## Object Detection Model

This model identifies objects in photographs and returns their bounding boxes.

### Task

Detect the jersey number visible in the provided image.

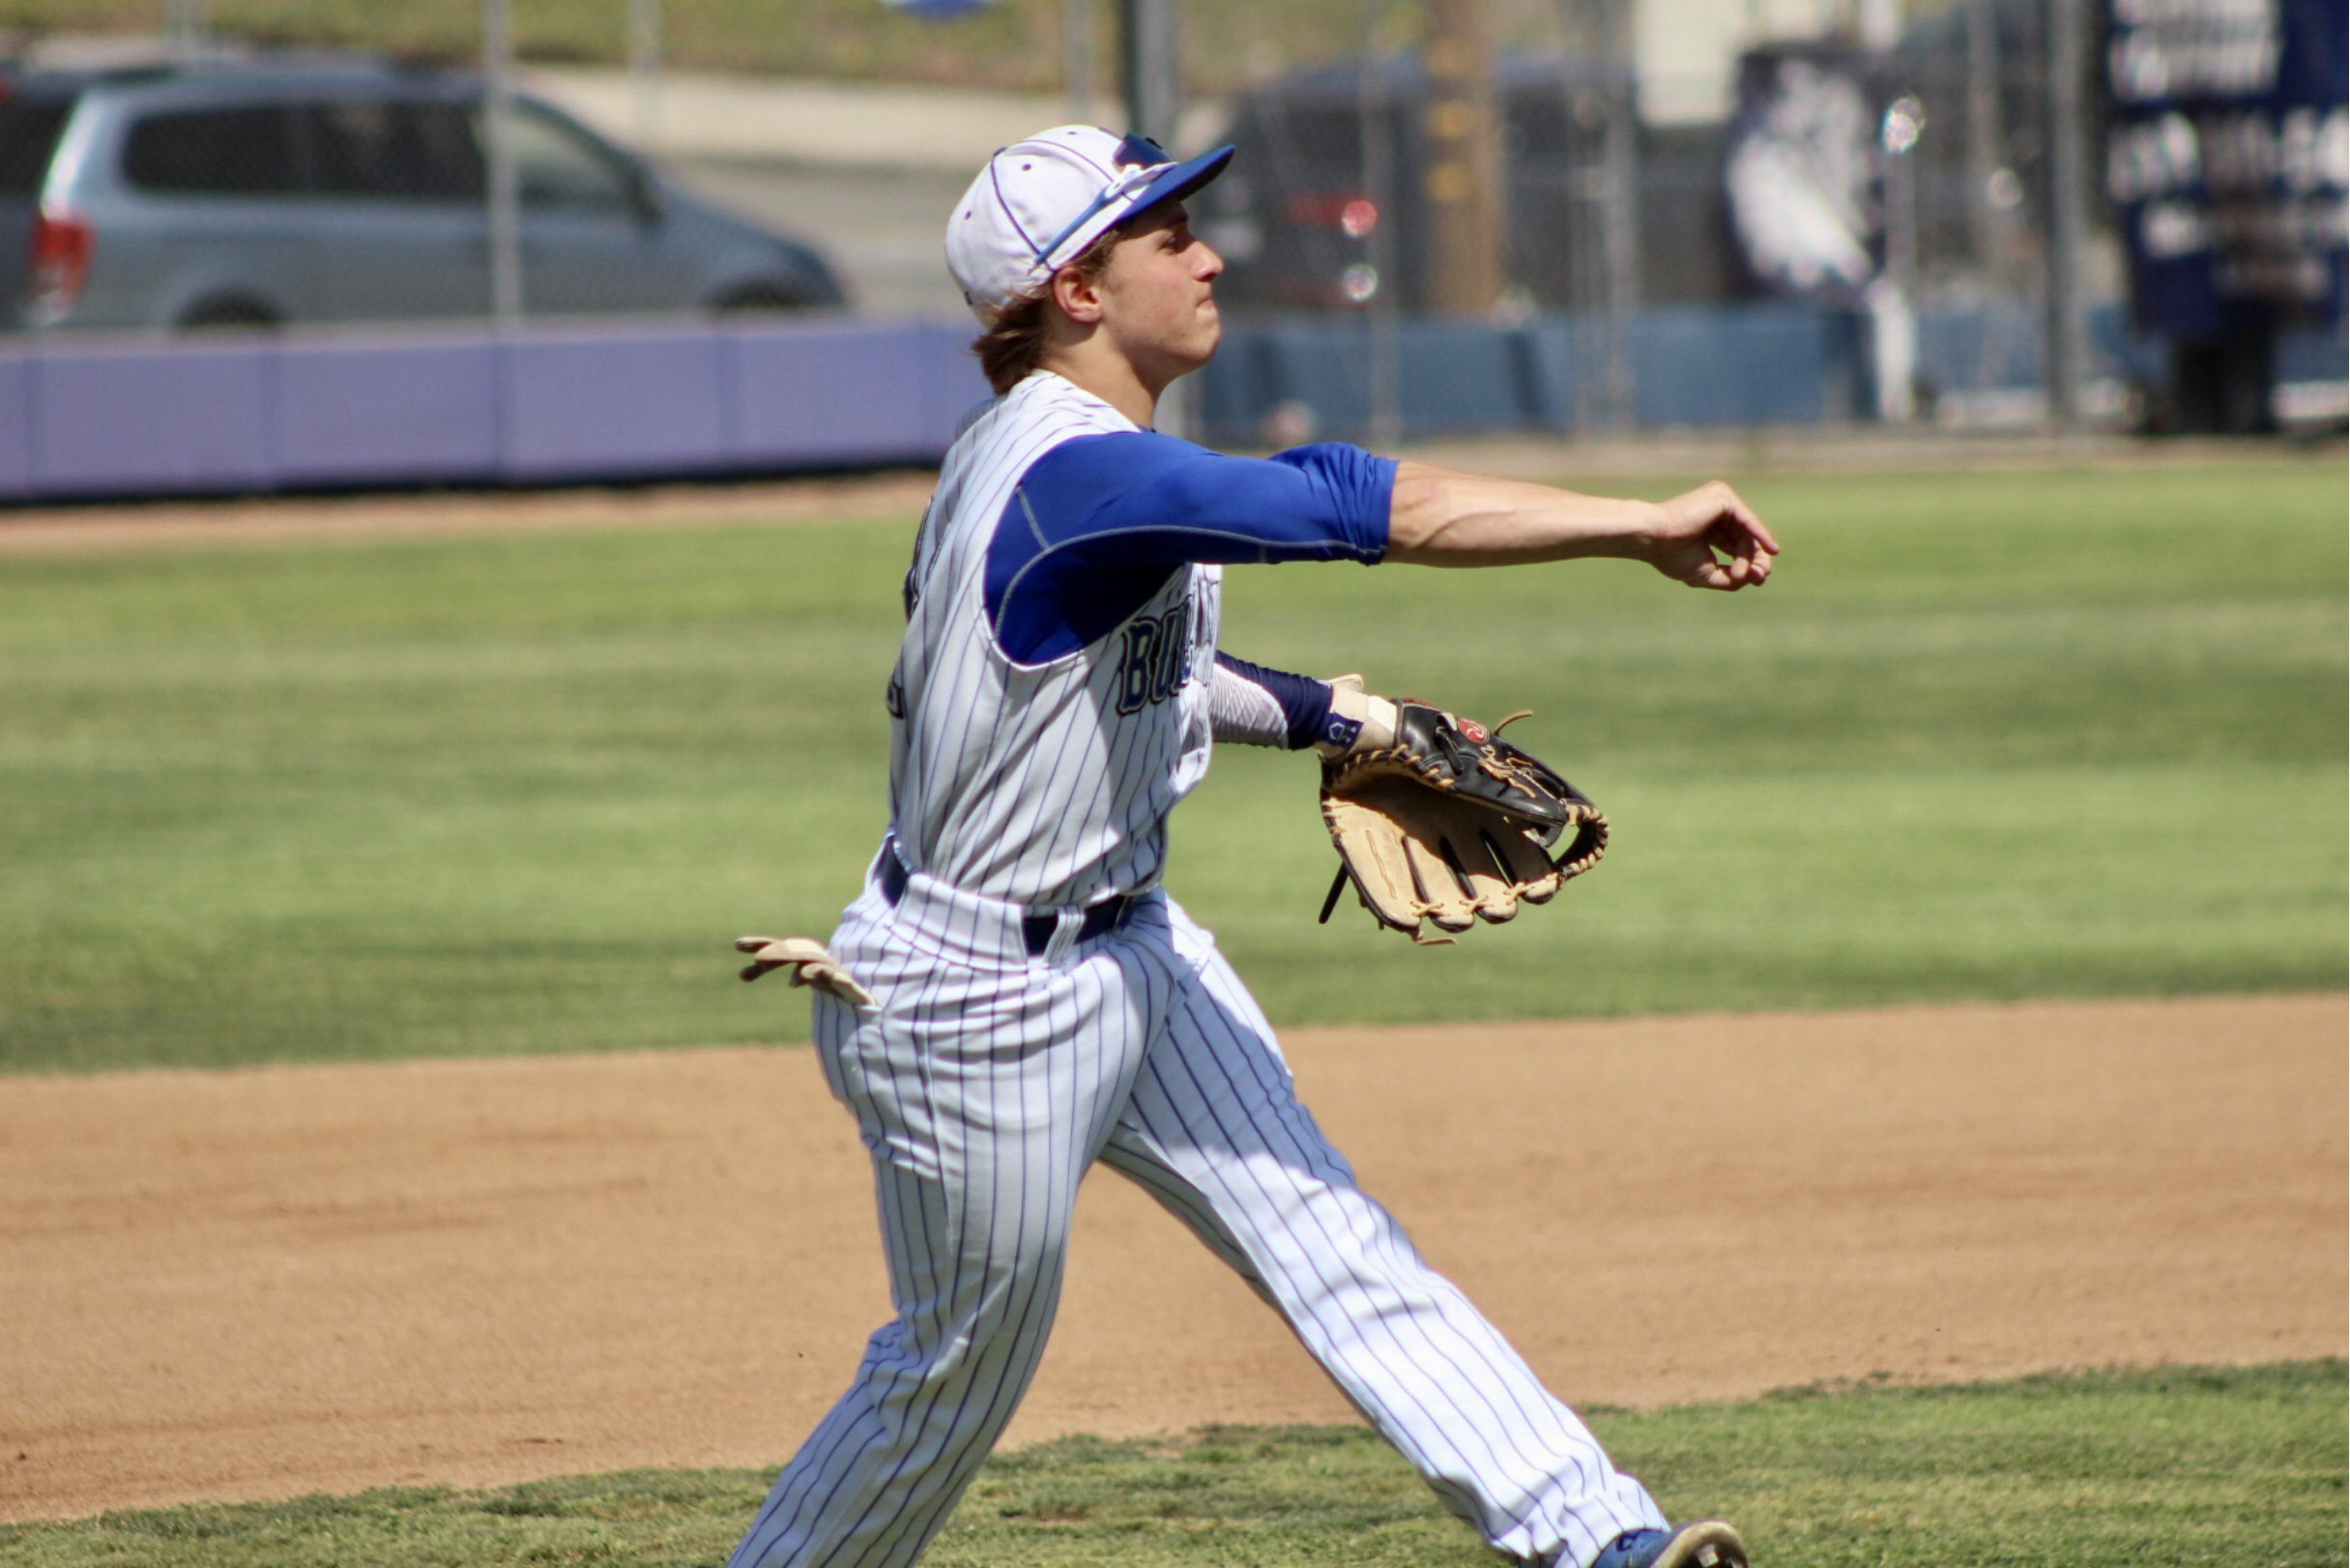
[1115,606,1191,715]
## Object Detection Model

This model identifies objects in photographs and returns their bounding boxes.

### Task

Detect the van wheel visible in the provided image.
[177,299,281,332]
[711,285,808,317]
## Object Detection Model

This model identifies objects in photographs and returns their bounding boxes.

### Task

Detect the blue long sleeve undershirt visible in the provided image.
[983,432,1394,675]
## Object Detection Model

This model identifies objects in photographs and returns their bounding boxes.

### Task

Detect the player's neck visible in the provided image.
[1037,344,1164,429]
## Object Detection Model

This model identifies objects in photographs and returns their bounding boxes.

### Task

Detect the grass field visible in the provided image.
[2,460,2342,1074]
[1,1362,2341,1567]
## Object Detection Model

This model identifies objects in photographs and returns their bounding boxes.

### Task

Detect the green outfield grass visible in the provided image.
[2,1362,2341,1566]
[1,460,2342,1073]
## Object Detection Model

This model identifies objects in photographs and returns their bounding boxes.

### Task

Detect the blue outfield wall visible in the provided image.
[2,304,2341,503]
[1195,303,1866,444]
[1199,303,2341,443]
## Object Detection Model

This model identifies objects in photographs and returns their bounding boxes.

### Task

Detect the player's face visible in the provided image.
[1093,201,1226,384]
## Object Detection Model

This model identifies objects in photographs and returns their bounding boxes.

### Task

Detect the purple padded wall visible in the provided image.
[499,328,732,482]
[0,319,985,502]
[27,343,275,496]
[729,320,986,465]
[276,336,501,486]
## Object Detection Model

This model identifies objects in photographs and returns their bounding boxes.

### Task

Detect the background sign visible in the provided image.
[2104,0,2348,337]
[1725,46,1886,305]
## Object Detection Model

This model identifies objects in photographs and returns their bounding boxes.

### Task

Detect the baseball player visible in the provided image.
[729,127,1777,1568]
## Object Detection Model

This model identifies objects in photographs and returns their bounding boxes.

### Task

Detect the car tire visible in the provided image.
[710,284,812,317]
[176,298,281,333]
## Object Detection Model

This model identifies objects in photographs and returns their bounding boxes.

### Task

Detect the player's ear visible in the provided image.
[1050,263,1107,326]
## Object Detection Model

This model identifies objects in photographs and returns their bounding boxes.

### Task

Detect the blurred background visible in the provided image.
[0,0,2342,498]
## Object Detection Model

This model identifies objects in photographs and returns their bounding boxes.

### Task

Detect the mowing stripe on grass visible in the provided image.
[2,463,2340,1070]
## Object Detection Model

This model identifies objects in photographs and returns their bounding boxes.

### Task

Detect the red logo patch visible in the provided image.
[1460,719,1489,743]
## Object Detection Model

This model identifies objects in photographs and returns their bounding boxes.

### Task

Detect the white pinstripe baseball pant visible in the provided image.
[727,857,1665,1568]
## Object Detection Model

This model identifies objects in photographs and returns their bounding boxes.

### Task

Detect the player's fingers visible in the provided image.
[1700,547,1772,591]
[1727,510,1779,559]
[1698,519,1772,586]
[1700,485,1779,559]
[1710,501,1775,554]
[1661,536,1761,591]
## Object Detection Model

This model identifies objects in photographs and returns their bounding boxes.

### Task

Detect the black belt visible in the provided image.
[880,844,1132,956]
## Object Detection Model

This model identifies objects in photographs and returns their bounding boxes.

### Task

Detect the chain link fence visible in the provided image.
[3,0,2340,434]
[1191,0,2128,435]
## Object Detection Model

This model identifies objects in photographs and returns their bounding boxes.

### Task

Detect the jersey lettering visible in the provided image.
[1116,604,1190,714]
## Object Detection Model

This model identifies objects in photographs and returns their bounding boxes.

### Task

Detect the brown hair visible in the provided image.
[971,228,1120,395]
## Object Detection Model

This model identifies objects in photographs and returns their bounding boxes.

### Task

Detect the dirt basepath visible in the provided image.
[4,995,2342,1524]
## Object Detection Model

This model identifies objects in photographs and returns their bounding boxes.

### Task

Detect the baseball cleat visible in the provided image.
[1589,1520,1750,1568]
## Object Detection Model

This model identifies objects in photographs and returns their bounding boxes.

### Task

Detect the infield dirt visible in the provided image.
[3,994,2342,1524]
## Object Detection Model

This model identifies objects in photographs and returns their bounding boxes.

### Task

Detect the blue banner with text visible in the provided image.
[2103,0,2347,337]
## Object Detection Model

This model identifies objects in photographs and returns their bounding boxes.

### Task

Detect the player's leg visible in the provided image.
[1096,904,1667,1568]
[728,910,1170,1568]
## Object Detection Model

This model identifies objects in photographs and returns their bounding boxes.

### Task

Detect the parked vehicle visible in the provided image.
[0,55,845,332]
[1198,53,1741,315]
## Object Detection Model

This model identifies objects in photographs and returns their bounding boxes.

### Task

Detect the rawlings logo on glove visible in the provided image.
[1317,681,1607,944]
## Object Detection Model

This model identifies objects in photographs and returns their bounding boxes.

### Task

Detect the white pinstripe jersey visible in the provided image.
[885,372,1220,909]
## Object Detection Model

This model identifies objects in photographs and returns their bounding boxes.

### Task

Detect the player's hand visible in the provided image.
[1642,481,1779,591]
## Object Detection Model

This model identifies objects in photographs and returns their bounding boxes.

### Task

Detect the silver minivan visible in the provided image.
[1,56,846,332]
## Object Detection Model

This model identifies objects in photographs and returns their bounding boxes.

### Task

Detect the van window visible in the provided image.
[123,105,299,195]
[300,100,482,202]
[501,105,633,213]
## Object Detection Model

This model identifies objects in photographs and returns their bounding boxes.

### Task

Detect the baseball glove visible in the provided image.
[1318,686,1607,944]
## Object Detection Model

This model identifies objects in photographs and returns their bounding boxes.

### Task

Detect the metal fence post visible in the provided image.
[1362,3,1403,449]
[630,0,664,151]
[1598,0,1639,434]
[483,0,524,328]
[166,0,204,61]
[1554,0,1623,434]
[1121,0,1194,434]
[1066,0,1095,119]
[1121,0,1178,142]
[2044,0,2088,430]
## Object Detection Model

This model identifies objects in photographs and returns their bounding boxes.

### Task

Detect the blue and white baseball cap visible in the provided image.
[946,126,1234,320]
